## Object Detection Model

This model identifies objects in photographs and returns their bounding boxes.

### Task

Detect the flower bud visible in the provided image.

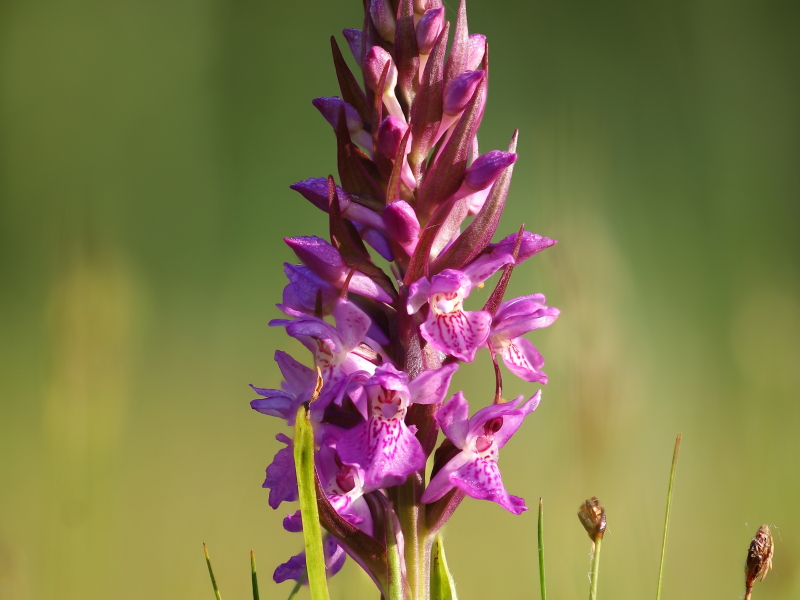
[443,70,485,116]
[464,150,517,191]
[377,116,409,159]
[312,97,373,149]
[383,200,420,254]
[466,34,487,71]
[577,496,606,542]
[364,46,398,95]
[370,0,396,43]
[284,236,346,282]
[416,7,444,55]
[745,525,774,594]
[343,28,366,67]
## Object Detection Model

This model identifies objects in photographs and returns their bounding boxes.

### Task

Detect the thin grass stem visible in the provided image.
[203,543,222,600]
[655,434,683,600]
[287,568,308,600]
[538,498,547,600]
[589,538,602,600]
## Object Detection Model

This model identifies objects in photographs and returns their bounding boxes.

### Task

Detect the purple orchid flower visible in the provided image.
[488,294,560,384]
[420,391,541,515]
[407,260,516,361]
[262,433,298,509]
[250,350,317,423]
[270,301,376,391]
[337,363,458,491]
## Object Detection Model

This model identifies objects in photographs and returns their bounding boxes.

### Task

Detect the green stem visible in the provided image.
[589,538,602,600]
[656,434,682,600]
[396,475,427,600]
[538,498,546,600]
[386,510,406,600]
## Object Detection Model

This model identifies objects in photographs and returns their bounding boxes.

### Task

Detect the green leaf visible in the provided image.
[294,402,331,600]
[430,534,458,600]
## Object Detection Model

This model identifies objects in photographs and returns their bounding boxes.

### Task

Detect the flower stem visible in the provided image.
[655,434,682,600]
[396,475,427,600]
[589,538,602,600]
[538,498,547,600]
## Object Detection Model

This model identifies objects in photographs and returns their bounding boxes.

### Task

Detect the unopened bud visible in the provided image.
[377,116,409,159]
[343,28,366,67]
[443,70,485,116]
[745,525,774,596]
[466,34,487,71]
[577,496,606,542]
[465,150,517,191]
[414,0,441,13]
[416,7,445,55]
[312,97,372,149]
[364,46,398,95]
[370,0,396,43]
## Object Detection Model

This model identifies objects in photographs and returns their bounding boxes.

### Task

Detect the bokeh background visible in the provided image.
[1,0,798,598]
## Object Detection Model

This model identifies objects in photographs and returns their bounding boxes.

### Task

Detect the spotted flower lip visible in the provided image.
[420,391,541,514]
[337,363,458,491]
[488,294,560,384]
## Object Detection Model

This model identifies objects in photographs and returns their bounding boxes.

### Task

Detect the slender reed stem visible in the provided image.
[203,543,222,600]
[589,538,602,600]
[250,550,260,600]
[655,434,682,600]
[744,587,753,600]
[287,569,308,600]
[538,498,547,600]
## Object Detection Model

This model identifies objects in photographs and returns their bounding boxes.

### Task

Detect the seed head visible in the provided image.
[577,496,606,542]
[745,525,774,591]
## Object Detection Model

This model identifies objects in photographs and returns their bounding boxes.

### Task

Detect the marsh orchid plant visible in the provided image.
[250,0,559,596]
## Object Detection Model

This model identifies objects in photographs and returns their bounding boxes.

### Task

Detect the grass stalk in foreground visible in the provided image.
[538,498,547,600]
[655,434,682,600]
[287,568,308,600]
[203,543,222,600]
[251,550,260,600]
[577,497,606,600]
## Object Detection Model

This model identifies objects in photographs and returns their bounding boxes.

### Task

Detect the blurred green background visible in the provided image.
[1,0,798,598]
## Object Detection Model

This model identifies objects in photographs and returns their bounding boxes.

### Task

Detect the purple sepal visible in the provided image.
[369,0,396,42]
[337,364,427,491]
[408,362,459,405]
[262,433,298,510]
[283,510,304,532]
[443,70,485,116]
[277,263,338,316]
[416,7,445,55]
[343,28,366,66]
[290,178,384,230]
[465,151,518,191]
[360,227,395,262]
[250,350,316,423]
[486,231,558,265]
[420,391,541,514]
[273,537,346,583]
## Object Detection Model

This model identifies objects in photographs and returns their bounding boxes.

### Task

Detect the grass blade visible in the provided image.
[538,498,547,600]
[589,538,602,600]
[430,534,457,600]
[294,401,331,600]
[656,434,683,600]
[203,543,222,600]
[287,568,308,600]
[250,550,260,600]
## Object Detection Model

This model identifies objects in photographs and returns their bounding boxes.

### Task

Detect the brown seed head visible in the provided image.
[745,525,774,589]
[577,496,607,542]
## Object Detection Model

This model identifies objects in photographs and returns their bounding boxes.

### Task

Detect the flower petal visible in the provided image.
[407,277,431,314]
[337,418,426,491]
[419,450,471,504]
[275,350,315,397]
[448,454,528,514]
[500,337,548,384]
[421,309,492,361]
[466,391,541,449]
[436,391,470,448]
[263,433,298,509]
[333,301,371,353]
[408,363,459,405]
[249,389,297,421]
